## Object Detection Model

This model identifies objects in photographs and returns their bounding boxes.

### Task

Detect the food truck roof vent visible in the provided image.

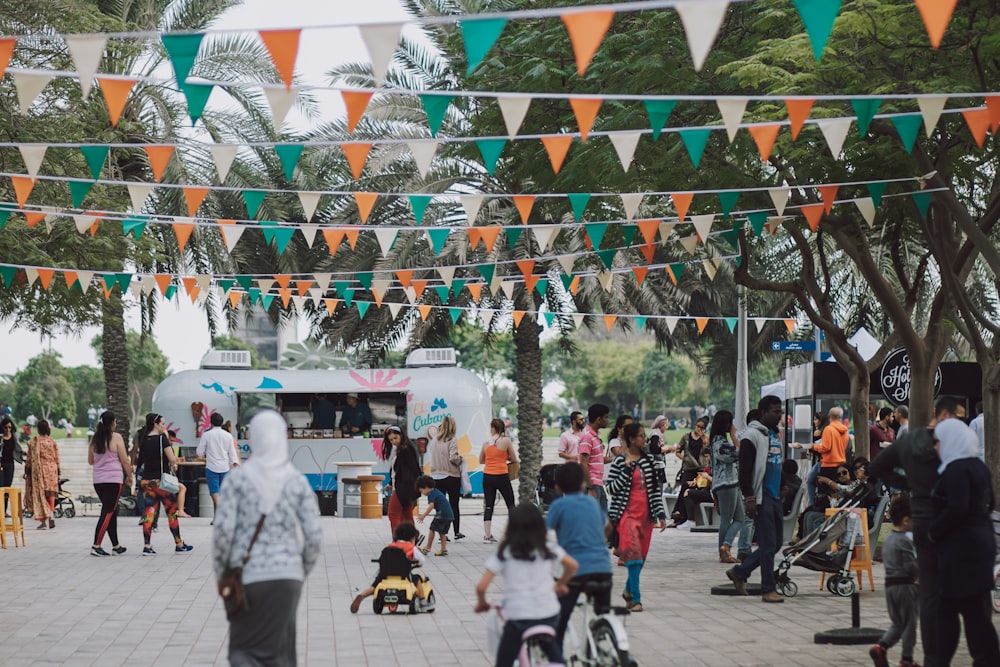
[405,347,457,368]
[200,349,253,369]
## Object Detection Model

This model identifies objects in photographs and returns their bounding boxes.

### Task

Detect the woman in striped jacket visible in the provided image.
[606,422,667,612]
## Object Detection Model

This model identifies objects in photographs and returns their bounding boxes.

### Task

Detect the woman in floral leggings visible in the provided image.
[135,413,192,555]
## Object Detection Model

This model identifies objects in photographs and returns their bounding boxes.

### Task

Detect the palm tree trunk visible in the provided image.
[102,294,131,440]
[513,317,542,505]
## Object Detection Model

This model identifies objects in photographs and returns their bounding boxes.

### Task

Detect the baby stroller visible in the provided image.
[536,463,562,512]
[774,483,875,598]
[23,478,76,519]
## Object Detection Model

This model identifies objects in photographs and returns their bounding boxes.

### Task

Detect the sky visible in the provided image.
[0,0,412,378]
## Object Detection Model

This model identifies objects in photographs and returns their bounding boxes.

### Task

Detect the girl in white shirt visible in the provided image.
[475,504,578,667]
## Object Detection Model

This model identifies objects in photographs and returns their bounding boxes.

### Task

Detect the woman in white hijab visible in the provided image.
[212,410,322,666]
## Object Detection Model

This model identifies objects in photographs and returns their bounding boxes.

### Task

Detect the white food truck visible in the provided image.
[151,348,492,500]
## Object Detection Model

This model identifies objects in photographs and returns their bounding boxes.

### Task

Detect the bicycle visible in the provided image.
[992,560,1000,614]
[486,605,564,667]
[563,580,633,667]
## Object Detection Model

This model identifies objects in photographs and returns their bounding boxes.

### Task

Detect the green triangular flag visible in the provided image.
[334,281,350,297]
[718,191,740,218]
[747,211,768,237]
[0,209,11,230]
[179,82,213,126]
[595,248,617,269]
[725,317,738,333]
[670,262,686,281]
[122,215,147,239]
[911,191,932,219]
[622,225,636,247]
[567,193,590,222]
[644,100,678,141]
[867,181,888,209]
[479,264,495,284]
[164,285,177,300]
[102,274,116,291]
[356,301,370,318]
[434,286,450,303]
[559,274,574,291]
[260,293,274,309]
[792,0,842,60]
[420,94,455,137]
[448,307,462,323]
[890,114,922,153]
[427,228,450,255]
[584,222,608,249]
[340,288,355,308]
[851,98,881,137]
[534,278,548,297]
[409,195,432,225]
[475,139,506,177]
[69,180,94,208]
[634,316,647,330]
[161,33,205,84]
[80,145,109,180]
[678,129,712,168]
[258,220,277,245]
[719,229,739,247]
[506,227,523,250]
[248,287,260,303]
[274,144,304,181]
[357,272,373,290]
[219,279,235,293]
[242,190,267,218]
[272,227,295,253]
[452,279,466,296]
[115,273,132,292]
[0,266,16,287]
[543,311,555,327]
[236,275,253,291]
[460,18,507,74]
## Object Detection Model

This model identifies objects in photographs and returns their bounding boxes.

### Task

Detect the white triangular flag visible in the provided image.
[388,302,403,318]
[437,266,455,289]
[702,260,717,280]
[297,191,322,221]
[768,188,789,216]
[716,98,748,143]
[407,141,438,179]
[314,273,332,293]
[308,287,323,305]
[372,279,391,301]
[572,313,586,329]
[817,118,852,158]
[461,195,484,225]
[220,224,245,251]
[257,279,274,294]
[917,96,947,138]
[532,226,558,252]
[299,224,318,248]
[73,214,97,234]
[359,23,403,86]
[196,275,211,292]
[128,280,143,299]
[557,254,576,276]
[664,317,679,334]
[497,96,531,138]
[500,280,516,300]
[489,276,502,295]
[659,222,676,243]
[290,296,306,312]
[620,193,644,221]
[65,35,106,99]
[139,275,155,295]
[18,144,46,179]
[690,214,714,242]
[263,85,298,131]
[609,132,641,171]
[23,268,38,286]
[374,228,397,257]
[404,286,417,304]
[678,235,699,255]
[597,270,614,292]
[766,216,784,234]
[75,270,94,293]
[209,144,238,183]
[753,317,767,333]
[675,1,729,71]
[127,183,154,212]
[854,197,876,226]
[14,72,53,113]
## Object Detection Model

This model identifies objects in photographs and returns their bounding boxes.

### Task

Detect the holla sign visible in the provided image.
[878,348,942,406]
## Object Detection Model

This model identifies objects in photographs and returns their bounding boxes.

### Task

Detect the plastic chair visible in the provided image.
[0,487,25,547]
[782,486,807,543]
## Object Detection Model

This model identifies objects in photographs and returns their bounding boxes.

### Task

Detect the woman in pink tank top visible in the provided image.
[88,411,134,556]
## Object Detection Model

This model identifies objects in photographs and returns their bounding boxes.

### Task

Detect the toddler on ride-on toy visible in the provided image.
[350,522,436,614]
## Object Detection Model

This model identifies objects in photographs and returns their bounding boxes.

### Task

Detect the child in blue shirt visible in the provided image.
[417,475,454,556]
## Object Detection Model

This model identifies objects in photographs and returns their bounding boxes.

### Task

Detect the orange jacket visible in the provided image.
[812,421,849,467]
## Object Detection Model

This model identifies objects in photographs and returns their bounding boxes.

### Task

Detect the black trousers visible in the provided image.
[435,475,462,534]
[913,521,940,667]
[482,473,515,521]
[555,572,612,642]
[938,591,1000,666]
[93,482,122,547]
[1,463,14,511]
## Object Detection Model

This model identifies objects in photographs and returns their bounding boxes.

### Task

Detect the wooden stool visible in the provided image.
[0,487,25,547]
[819,507,874,591]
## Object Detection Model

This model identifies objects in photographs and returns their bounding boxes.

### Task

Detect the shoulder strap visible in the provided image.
[242,515,267,566]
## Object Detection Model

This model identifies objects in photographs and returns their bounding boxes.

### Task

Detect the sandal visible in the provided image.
[435,549,448,556]
[419,547,430,555]
[622,591,632,605]
[629,602,644,612]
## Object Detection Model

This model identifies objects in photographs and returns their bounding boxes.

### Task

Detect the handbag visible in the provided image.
[507,461,520,481]
[157,435,181,494]
[11,440,23,464]
[607,517,620,549]
[219,515,267,620]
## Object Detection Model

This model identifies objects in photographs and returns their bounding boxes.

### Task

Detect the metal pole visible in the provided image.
[735,285,749,430]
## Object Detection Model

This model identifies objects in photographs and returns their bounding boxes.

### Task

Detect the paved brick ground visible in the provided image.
[0,499,993,666]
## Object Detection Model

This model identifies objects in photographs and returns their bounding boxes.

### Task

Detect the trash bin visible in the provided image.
[198,480,213,519]
[358,475,383,520]
[316,491,337,516]
[340,478,361,518]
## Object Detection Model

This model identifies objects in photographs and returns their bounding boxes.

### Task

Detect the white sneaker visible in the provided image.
[677,520,695,531]
[665,519,677,528]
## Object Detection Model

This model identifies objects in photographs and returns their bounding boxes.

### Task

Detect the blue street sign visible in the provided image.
[770,340,817,352]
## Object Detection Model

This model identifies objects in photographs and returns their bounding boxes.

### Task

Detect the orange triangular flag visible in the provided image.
[666,265,678,285]
[181,275,198,297]
[63,270,78,288]
[467,283,483,303]
[561,10,615,76]
[278,287,292,308]
[418,304,432,321]
[11,175,35,207]
[182,186,210,216]
[480,226,502,252]
[540,136,573,174]
[962,109,991,149]
[695,317,709,334]
[817,185,838,214]
[154,274,172,295]
[516,259,536,281]
[569,276,580,296]
[524,274,540,293]
[90,220,100,236]
[569,98,601,141]
[342,91,373,133]
[785,99,814,140]
[273,274,292,289]
[353,192,377,223]
[466,227,482,250]
[801,203,824,231]
[24,211,45,228]
[748,124,781,162]
[295,279,313,297]
[985,96,1000,133]
[97,77,136,127]
[36,268,55,290]
[323,298,339,316]
[513,195,535,224]
[395,270,413,289]
[512,310,527,328]
[411,280,428,301]
[322,229,345,256]
[172,222,195,251]
[344,229,360,250]
[603,314,617,331]
[914,0,958,49]
[636,219,659,244]
[671,192,694,222]
[101,282,112,300]
[0,38,15,80]
[144,145,175,182]
[632,266,648,286]
[371,287,384,308]
[228,291,242,309]
[784,319,796,334]
[342,143,372,180]
[259,29,301,89]
[638,243,656,265]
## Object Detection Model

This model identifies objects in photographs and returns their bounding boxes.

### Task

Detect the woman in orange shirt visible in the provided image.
[479,418,519,543]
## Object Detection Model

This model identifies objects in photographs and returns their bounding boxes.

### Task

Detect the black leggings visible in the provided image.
[482,473,515,521]
[435,475,462,534]
[93,482,122,547]
[1,463,13,511]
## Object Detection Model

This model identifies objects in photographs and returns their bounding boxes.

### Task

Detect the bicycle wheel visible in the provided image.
[992,565,1000,613]
[585,618,630,667]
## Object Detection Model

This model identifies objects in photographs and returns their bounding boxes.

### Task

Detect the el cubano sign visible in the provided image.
[879,348,942,406]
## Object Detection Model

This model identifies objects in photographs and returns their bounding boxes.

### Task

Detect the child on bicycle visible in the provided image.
[546,461,613,642]
[350,522,427,613]
[416,475,454,556]
[475,503,578,667]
